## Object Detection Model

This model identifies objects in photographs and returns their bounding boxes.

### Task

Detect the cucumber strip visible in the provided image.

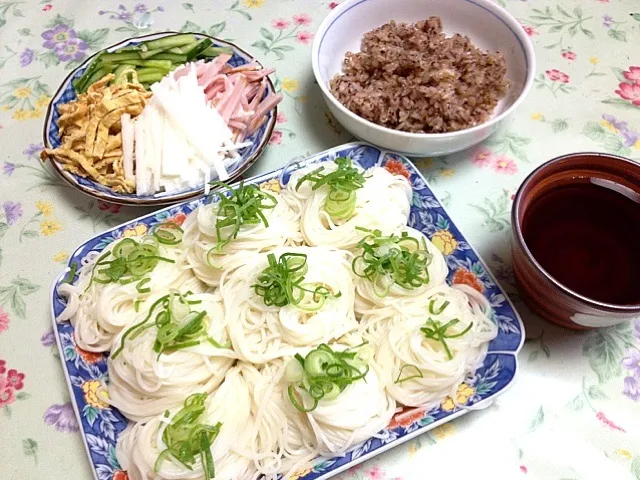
[137,71,165,84]
[199,46,234,57]
[167,47,185,54]
[185,38,213,61]
[112,64,132,83]
[138,48,164,59]
[141,34,197,51]
[100,51,142,62]
[116,59,173,69]
[85,68,110,88]
[136,67,169,76]
[74,52,104,93]
[149,53,188,63]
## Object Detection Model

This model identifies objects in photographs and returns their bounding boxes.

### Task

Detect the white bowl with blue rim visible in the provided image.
[43,31,277,206]
[311,0,535,157]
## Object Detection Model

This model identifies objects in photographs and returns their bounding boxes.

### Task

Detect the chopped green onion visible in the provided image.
[209,181,277,251]
[286,343,369,412]
[295,157,367,221]
[154,393,221,480]
[352,228,433,297]
[394,364,424,384]
[420,317,473,360]
[136,277,151,294]
[87,235,175,290]
[252,253,339,308]
[153,222,184,245]
[62,262,78,284]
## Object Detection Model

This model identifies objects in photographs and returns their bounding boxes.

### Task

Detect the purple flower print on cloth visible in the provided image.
[42,25,77,50]
[41,330,55,347]
[43,403,79,432]
[623,376,640,402]
[134,3,147,13]
[23,143,44,157]
[2,162,15,176]
[622,350,640,378]
[602,15,613,28]
[3,202,23,225]
[601,114,640,147]
[54,38,88,62]
[20,48,35,67]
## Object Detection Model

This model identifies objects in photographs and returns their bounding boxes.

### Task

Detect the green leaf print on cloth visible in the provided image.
[22,438,38,465]
[526,5,594,39]
[582,323,635,384]
[0,277,40,319]
[469,189,511,232]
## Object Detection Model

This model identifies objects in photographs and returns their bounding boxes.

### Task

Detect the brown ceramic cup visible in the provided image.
[511,152,640,330]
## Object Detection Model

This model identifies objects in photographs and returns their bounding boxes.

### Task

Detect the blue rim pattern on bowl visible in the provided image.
[50,142,524,480]
[43,31,276,206]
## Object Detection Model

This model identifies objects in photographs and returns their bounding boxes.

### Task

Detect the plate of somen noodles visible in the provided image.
[51,142,523,480]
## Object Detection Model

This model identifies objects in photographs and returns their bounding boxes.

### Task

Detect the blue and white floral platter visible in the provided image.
[43,31,277,207]
[50,142,524,480]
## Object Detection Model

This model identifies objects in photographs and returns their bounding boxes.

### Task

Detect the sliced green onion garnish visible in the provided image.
[153,222,184,245]
[63,262,78,284]
[252,253,339,308]
[136,277,151,293]
[155,393,221,480]
[87,235,174,289]
[285,343,369,412]
[420,317,473,360]
[352,228,433,297]
[295,157,367,221]
[209,181,277,251]
[394,364,424,384]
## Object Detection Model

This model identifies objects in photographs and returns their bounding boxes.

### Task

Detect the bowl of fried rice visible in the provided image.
[312,0,535,156]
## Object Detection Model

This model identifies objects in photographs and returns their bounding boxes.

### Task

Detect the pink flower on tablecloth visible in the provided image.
[296,31,314,44]
[562,51,576,61]
[615,82,640,106]
[521,24,537,36]
[329,2,340,9]
[520,465,528,473]
[545,69,570,83]
[97,200,121,214]
[276,112,287,124]
[0,308,9,334]
[596,411,626,432]
[366,466,384,480]
[269,130,283,144]
[622,66,640,83]
[6,369,25,390]
[472,147,494,167]
[492,156,519,175]
[272,18,291,30]
[0,378,16,408]
[42,3,52,11]
[0,359,6,374]
[44,402,79,432]
[292,13,312,26]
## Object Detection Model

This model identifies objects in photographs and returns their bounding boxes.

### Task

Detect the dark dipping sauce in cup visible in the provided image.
[522,180,640,305]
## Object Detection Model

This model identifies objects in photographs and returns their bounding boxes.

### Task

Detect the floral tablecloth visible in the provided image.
[1,1,639,479]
